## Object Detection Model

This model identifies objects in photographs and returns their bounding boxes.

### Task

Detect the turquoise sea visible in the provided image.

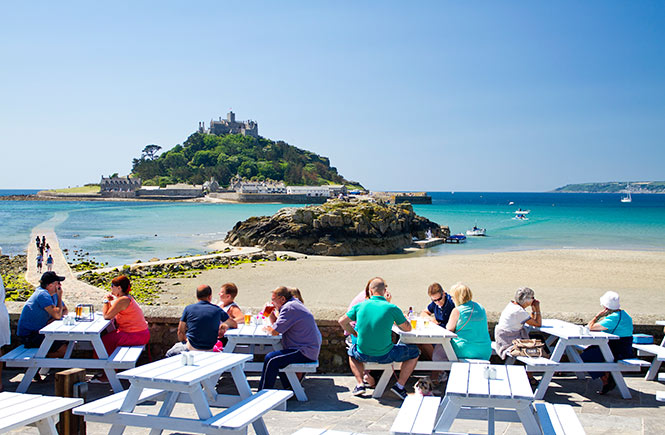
[2,190,665,266]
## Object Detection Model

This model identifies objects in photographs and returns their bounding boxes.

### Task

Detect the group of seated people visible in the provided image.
[339,277,634,399]
[15,271,634,398]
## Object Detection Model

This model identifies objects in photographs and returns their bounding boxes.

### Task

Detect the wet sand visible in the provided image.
[154,248,665,322]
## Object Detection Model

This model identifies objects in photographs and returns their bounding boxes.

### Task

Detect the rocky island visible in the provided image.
[224,200,449,256]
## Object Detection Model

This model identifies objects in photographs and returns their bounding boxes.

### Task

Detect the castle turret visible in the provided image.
[227,111,236,123]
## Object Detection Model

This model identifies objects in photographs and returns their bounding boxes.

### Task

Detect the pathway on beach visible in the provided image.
[75,246,264,276]
[26,214,106,302]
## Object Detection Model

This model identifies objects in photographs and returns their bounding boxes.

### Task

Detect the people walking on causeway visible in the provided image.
[46,255,54,272]
[36,254,43,273]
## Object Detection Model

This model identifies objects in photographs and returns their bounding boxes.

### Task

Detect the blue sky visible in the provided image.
[1,1,664,191]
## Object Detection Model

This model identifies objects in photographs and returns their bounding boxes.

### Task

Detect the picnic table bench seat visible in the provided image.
[280,361,318,401]
[633,343,665,381]
[0,392,83,435]
[1,344,143,370]
[657,391,665,402]
[390,395,441,435]
[77,388,292,434]
[534,403,585,435]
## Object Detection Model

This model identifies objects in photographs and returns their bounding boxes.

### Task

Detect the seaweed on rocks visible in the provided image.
[0,254,35,301]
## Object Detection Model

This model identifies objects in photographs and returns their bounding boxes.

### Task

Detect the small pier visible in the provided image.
[413,237,445,248]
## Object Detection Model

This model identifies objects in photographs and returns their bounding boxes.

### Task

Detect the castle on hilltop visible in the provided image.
[198,111,258,137]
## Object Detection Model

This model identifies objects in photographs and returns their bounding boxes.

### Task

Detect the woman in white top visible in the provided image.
[0,276,11,392]
[494,287,542,360]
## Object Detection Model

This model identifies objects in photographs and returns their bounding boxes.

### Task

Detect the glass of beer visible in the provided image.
[423,318,430,328]
[410,317,417,329]
[244,311,252,325]
[263,303,275,317]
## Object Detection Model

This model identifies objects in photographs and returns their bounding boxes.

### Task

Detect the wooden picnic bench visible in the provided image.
[74,352,292,435]
[632,320,665,381]
[390,364,585,434]
[521,318,647,399]
[0,313,143,393]
[0,391,83,435]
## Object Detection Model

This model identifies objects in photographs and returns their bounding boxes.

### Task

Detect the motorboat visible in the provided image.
[513,208,530,215]
[445,234,467,243]
[466,226,486,236]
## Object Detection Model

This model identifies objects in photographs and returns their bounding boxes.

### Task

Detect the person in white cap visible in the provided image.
[580,291,634,395]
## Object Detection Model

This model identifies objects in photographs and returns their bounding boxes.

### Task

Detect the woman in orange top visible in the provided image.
[101,275,150,356]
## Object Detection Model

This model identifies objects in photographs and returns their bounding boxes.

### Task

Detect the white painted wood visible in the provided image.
[466,363,489,398]
[208,389,292,430]
[280,362,318,401]
[445,363,470,397]
[656,391,665,402]
[74,388,165,416]
[517,356,559,367]
[293,429,366,435]
[506,365,534,400]
[488,365,511,399]
[0,392,82,433]
[390,395,441,435]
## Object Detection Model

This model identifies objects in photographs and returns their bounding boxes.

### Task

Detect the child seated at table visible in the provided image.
[218,282,244,326]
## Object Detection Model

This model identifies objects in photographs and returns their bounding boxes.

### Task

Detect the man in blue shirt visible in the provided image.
[17,271,68,358]
[418,282,454,379]
[166,284,237,356]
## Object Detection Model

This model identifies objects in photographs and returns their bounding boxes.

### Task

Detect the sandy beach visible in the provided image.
[153,247,665,323]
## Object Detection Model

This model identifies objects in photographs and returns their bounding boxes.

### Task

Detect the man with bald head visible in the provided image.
[339,277,420,399]
[166,284,237,357]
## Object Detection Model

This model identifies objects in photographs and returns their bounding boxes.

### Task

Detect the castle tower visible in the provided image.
[227,111,236,123]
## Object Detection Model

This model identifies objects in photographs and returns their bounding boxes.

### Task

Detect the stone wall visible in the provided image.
[209,192,327,204]
[5,307,664,372]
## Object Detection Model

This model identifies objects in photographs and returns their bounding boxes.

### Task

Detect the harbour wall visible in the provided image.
[209,192,327,204]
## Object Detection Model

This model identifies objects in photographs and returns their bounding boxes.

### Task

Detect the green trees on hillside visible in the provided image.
[131,132,359,188]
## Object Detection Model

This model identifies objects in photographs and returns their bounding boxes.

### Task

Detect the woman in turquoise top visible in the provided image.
[581,291,634,395]
[446,283,492,360]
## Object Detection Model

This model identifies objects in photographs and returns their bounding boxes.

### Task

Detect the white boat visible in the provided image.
[466,226,486,236]
[621,191,632,203]
[513,209,530,215]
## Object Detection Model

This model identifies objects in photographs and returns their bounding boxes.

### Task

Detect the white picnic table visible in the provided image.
[74,351,292,435]
[223,324,283,372]
[526,318,639,399]
[1,313,139,393]
[390,362,586,435]
[0,391,83,435]
[368,323,458,398]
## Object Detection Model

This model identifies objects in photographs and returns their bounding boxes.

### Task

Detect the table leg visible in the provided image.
[371,368,393,398]
[188,386,213,420]
[252,418,270,435]
[565,347,586,380]
[515,404,541,435]
[223,338,237,353]
[147,391,180,435]
[109,385,142,435]
[532,340,567,400]
[34,415,58,435]
[230,365,253,399]
[16,367,39,393]
[441,339,458,362]
[598,343,631,399]
[64,342,75,359]
[104,368,124,393]
[434,396,462,433]
[487,407,495,435]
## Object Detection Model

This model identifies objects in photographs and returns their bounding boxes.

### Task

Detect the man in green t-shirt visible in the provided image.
[339,277,420,399]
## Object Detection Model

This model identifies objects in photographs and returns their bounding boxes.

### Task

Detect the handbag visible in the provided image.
[509,338,548,358]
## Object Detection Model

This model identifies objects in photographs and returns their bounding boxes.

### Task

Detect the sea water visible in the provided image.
[1,190,665,267]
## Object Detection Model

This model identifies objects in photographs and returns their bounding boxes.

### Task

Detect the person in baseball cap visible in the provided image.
[17,271,68,359]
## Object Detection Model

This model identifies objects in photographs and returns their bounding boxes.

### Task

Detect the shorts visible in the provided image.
[20,332,66,353]
[348,343,420,364]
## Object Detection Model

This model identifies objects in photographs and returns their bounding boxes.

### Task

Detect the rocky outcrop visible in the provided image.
[225,200,449,256]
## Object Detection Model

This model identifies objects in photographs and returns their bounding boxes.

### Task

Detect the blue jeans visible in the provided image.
[258,348,315,390]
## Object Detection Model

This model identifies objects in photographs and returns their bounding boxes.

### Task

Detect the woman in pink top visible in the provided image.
[101,275,150,356]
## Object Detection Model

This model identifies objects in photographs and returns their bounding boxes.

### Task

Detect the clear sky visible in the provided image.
[1,1,664,191]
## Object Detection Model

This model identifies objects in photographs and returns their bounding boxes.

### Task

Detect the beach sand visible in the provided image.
[154,248,665,323]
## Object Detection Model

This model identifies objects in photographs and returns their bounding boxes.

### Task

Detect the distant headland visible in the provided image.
[553,181,665,194]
